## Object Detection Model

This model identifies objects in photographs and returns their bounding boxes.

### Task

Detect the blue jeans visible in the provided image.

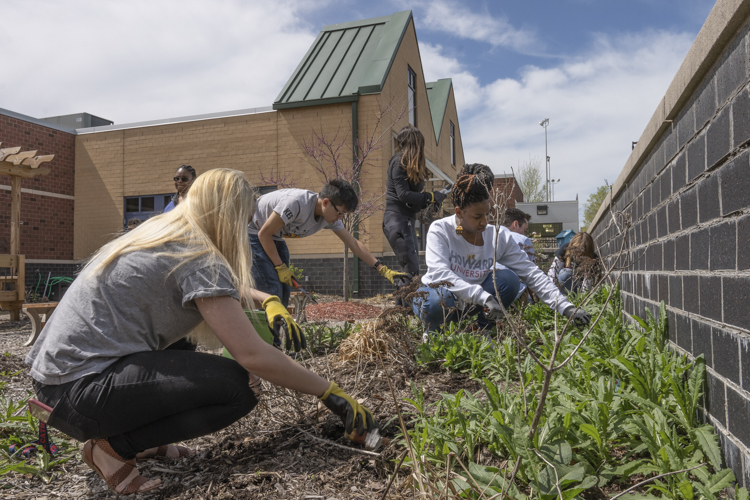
[412,269,521,333]
[250,234,291,307]
[558,267,574,294]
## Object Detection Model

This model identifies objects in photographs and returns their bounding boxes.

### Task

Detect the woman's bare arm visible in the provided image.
[196,296,329,396]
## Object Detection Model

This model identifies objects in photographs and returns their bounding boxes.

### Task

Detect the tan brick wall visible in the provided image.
[73,17,466,260]
[277,104,356,256]
[74,106,359,259]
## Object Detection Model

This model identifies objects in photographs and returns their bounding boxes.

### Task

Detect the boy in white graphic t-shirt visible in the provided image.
[249,178,407,308]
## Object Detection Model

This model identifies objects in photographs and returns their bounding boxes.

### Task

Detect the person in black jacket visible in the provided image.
[383,126,446,300]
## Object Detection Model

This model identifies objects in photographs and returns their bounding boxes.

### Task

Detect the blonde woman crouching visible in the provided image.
[25,169,377,495]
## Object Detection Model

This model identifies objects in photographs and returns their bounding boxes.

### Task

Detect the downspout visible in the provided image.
[352,101,359,295]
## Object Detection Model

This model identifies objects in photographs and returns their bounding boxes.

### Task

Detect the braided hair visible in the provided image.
[178,164,197,178]
[451,163,494,209]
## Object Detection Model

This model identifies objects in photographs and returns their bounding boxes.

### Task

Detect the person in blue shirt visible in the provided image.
[163,165,197,213]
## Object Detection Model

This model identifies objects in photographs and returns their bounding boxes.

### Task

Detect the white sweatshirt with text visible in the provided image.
[421,215,572,315]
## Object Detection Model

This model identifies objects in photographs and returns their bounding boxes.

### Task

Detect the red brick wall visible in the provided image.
[494,177,523,208]
[0,113,76,259]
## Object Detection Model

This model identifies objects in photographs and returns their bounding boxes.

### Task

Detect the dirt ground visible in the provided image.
[0,297,478,499]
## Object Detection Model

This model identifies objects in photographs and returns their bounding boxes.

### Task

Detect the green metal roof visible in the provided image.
[426,79,452,144]
[273,11,413,110]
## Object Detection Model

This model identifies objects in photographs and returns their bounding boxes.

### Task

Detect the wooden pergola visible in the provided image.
[0,144,53,320]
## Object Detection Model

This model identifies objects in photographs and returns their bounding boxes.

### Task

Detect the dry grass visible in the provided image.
[337,308,418,366]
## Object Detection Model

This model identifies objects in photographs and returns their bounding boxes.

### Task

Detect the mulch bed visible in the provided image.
[306,302,383,322]
[0,309,477,499]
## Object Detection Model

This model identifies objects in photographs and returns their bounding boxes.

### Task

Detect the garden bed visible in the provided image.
[0,289,741,499]
[305,301,383,322]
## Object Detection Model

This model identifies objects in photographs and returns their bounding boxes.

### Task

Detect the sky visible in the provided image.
[0,0,716,211]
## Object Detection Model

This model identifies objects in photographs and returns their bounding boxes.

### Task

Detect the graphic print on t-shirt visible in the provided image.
[449,250,493,279]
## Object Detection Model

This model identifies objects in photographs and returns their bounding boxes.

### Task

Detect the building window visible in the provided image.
[123,194,172,229]
[449,121,455,165]
[258,185,278,196]
[408,66,417,126]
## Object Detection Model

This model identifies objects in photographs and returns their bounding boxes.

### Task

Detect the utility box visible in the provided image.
[40,112,113,129]
[556,229,576,248]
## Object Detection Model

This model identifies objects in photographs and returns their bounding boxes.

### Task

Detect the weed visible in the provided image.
[303,321,357,353]
[0,394,74,485]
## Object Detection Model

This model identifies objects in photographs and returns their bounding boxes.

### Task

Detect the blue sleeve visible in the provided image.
[163,200,175,213]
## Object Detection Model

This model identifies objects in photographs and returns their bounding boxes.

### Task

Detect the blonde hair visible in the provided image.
[564,232,596,268]
[396,125,427,184]
[83,168,257,348]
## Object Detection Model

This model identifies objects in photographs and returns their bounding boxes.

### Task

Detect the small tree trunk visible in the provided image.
[343,243,349,301]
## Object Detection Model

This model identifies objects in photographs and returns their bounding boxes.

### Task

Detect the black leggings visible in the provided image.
[34,350,257,459]
[382,211,420,277]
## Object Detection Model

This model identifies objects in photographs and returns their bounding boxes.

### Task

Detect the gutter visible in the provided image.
[352,101,360,295]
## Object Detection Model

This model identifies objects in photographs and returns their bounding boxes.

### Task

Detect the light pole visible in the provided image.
[549,178,561,201]
[539,118,550,201]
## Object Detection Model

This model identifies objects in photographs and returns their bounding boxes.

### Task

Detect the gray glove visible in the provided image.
[431,190,447,205]
[484,297,505,321]
[564,306,591,327]
[394,273,413,288]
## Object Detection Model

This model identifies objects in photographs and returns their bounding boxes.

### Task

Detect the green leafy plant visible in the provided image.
[0,395,74,485]
[399,288,736,500]
[302,321,357,353]
[287,262,304,281]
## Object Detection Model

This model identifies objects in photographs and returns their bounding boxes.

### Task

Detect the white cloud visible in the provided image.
[1,0,696,214]
[423,30,694,206]
[412,0,540,52]
[0,0,324,123]
[419,43,482,110]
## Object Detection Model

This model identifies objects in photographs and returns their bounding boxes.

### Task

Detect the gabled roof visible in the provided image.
[273,11,412,110]
[425,79,452,144]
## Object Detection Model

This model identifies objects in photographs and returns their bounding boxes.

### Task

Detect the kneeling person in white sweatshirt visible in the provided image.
[413,164,590,333]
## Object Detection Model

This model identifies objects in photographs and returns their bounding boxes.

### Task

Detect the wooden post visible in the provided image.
[0,150,53,322]
[17,254,25,304]
[10,176,20,256]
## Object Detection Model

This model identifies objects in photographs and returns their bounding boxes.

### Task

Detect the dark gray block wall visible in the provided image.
[591,17,750,486]
[290,254,426,297]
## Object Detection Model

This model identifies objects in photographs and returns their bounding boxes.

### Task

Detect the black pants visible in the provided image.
[34,350,257,459]
[382,211,420,276]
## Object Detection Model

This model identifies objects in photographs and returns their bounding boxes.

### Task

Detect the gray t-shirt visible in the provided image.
[247,188,344,241]
[25,245,240,385]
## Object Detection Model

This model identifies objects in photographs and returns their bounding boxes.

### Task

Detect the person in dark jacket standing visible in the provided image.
[383,126,446,297]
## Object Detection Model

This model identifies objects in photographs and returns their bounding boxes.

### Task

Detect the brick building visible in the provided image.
[0,109,77,299]
[493,174,523,210]
[590,0,750,485]
[0,10,465,298]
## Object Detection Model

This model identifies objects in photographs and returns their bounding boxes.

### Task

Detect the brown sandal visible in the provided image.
[153,444,193,459]
[82,439,160,494]
[138,443,194,461]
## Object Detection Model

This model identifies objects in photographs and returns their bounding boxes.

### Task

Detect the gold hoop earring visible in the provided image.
[455,219,463,235]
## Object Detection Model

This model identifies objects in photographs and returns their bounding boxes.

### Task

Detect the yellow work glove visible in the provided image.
[319,381,378,435]
[274,263,294,286]
[262,296,306,351]
[378,264,409,285]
